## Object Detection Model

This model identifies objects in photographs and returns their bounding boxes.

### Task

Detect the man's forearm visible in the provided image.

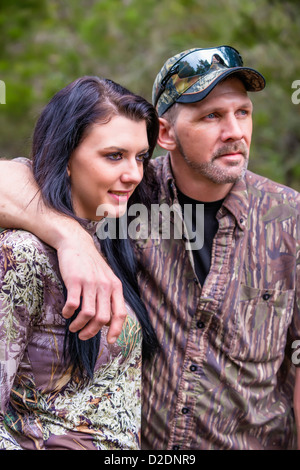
[0,160,38,229]
[0,159,126,342]
[0,160,78,248]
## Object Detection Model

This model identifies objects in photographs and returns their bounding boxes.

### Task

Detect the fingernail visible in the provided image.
[108,336,117,344]
[78,334,89,341]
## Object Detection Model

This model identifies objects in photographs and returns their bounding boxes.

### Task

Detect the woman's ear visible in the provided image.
[157,117,177,151]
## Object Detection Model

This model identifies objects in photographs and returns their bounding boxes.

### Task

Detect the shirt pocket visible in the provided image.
[229,284,295,362]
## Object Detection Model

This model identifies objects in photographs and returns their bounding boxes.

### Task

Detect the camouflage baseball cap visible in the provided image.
[152,45,265,116]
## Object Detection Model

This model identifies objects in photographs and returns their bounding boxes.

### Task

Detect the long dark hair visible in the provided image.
[31,76,159,380]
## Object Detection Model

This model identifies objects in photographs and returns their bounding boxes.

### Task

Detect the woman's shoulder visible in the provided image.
[0,229,59,281]
[0,230,58,338]
[1,227,44,244]
[0,228,54,258]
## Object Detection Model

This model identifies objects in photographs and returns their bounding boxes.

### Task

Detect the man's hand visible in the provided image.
[57,229,127,342]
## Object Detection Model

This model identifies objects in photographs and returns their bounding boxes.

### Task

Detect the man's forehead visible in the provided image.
[181,78,251,113]
[205,76,248,100]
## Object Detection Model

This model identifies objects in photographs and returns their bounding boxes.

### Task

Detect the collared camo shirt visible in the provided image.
[137,155,300,450]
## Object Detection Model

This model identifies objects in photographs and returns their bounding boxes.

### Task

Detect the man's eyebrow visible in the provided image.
[200,100,253,113]
[237,100,253,108]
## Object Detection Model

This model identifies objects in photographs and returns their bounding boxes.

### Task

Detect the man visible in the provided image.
[0,46,299,450]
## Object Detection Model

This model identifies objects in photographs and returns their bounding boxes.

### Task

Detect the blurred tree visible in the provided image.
[0,0,299,190]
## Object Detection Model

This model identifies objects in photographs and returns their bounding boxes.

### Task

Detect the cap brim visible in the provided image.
[176,67,265,104]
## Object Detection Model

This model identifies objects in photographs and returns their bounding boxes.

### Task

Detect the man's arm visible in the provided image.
[0,160,126,342]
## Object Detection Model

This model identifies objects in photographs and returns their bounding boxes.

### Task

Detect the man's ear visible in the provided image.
[157,117,177,151]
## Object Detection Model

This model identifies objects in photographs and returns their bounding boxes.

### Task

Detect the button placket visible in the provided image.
[262,292,271,301]
[197,320,205,329]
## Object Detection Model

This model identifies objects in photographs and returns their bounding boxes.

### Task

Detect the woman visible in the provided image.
[0,76,159,450]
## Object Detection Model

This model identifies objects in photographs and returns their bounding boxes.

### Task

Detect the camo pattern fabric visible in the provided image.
[152,48,265,116]
[137,155,300,450]
[0,223,142,450]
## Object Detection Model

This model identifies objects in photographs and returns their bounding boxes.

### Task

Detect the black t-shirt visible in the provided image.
[177,188,224,286]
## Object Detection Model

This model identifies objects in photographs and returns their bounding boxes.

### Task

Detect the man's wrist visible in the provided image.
[38,214,90,250]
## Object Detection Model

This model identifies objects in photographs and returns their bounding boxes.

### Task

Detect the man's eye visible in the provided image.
[237,109,249,117]
[206,113,216,119]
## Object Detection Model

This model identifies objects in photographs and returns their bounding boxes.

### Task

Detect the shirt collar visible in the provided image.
[160,153,179,203]
[222,176,249,230]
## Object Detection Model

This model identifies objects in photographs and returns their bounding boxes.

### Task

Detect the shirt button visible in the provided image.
[190,364,197,372]
[182,407,189,414]
[262,293,271,301]
[197,320,205,329]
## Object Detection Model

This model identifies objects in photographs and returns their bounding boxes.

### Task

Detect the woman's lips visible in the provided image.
[108,190,132,201]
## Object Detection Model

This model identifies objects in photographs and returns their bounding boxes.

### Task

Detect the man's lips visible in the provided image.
[217,152,243,158]
[212,142,248,161]
[214,153,245,166]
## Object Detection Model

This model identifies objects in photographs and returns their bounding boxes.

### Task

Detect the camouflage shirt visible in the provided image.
[0,223,142,450]
[138,155,300,450]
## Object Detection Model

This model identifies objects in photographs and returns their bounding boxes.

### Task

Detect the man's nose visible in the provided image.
[221,114,244,142]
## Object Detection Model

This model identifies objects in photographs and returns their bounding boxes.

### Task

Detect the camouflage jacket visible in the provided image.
[138,154,300,450]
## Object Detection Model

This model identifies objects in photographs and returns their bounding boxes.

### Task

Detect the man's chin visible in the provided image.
[202,165,247,185]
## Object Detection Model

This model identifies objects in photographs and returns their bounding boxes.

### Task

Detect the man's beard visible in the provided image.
[175,136,249,185]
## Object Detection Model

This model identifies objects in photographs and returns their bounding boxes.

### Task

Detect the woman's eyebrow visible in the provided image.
[102,146,127,152]
[102,146,150,154]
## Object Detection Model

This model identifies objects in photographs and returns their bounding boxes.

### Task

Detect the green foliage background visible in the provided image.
[0,0,299,190]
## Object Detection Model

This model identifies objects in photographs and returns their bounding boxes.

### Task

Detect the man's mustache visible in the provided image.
[212,142,248,160]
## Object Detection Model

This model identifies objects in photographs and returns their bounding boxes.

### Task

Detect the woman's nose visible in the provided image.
[120,158,143,185]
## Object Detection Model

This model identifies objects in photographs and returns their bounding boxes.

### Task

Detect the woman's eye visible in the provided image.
[107,152,122,161]
[136,152,149,162]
